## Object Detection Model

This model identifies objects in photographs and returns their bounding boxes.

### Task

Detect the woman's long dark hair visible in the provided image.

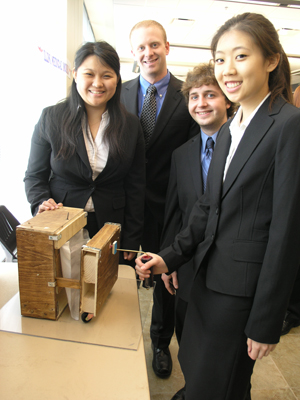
[211,13,293,108]
[53,41,127,160]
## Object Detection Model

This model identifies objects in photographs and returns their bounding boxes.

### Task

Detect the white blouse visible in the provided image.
[82,111,110,211]
[223,93,271,181]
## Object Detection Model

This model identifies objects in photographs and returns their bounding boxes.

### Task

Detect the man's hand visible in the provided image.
[162,271,178,295]
[135,253,168,280]
[123,252,136,261]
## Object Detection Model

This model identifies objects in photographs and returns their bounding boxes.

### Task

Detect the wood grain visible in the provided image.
[80,223,120,317]
[16,207,86,320]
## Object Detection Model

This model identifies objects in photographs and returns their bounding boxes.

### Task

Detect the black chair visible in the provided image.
[0,205,20,262]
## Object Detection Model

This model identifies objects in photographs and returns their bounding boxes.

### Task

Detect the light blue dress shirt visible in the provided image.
[138,71,171,119]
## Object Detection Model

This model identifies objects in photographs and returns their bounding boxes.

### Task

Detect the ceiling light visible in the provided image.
[216,0,279,5]
[277,27,300,35]
[170,18,195,28]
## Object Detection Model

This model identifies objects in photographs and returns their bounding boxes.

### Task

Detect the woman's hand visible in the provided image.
[247,338,277,360]
[38,198,63,214]
[135,253,168,280]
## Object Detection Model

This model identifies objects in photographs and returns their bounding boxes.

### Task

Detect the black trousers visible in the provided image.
[142,206,175,349]
[175,295,188,345]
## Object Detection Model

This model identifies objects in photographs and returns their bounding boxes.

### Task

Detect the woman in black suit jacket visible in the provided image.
[136,13,300,400]
[25,41,145,259]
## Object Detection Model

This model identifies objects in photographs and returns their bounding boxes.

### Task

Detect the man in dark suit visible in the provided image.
[121,20,198,378]
[160,63,233,400]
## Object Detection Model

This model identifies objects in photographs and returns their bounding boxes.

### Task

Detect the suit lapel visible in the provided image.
[76,132,92,176]
[222,99,275,198]
[188,135,202,198]
[147,74,182,150]
[94,155,120,183]
[208,126,231,203]
[122,77,139,115]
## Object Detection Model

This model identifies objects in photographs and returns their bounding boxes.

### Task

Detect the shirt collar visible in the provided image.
[200,129,218,153]
[229,92,271,143]
[231,92,271,132]
[82,110,109,140]
[139,70,170,98]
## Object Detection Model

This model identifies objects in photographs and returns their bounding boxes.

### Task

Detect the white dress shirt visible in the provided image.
[82,111,110,211]
[223,93,271,181]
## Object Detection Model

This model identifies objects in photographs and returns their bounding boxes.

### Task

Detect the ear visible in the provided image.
[165,41,170,56]
[72,68,77,83]
[267,53,280,73]
[226,101,231,110]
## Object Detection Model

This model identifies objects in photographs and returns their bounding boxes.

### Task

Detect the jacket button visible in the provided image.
[145,159,148,163]
[216,208,219,215]
[211,234,214,240]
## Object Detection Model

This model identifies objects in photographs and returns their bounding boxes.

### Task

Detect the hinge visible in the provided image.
[49,234,62,241]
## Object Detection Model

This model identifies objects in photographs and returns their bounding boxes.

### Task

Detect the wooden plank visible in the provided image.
[16,229,57,319]
[80,223,120,317]
[95,228,119,316]
[54,212,87,249]
[17,207,87,249]
[17,207,84,233]
[56,277,81,289]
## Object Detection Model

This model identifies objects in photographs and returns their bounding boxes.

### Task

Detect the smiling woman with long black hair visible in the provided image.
[136,13,300,399]
[24,41,145,261]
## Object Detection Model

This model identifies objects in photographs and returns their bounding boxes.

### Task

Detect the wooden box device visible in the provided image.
[16,207,87,320]
[80,223,120,318]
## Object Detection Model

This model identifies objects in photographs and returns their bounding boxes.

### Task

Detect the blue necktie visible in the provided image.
[202,137,214,193]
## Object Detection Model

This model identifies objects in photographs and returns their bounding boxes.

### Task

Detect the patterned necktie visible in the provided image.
[202,137,215,193]
[140,85,157,148]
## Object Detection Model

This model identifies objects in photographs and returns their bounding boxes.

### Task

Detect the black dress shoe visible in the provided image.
[171,386,186,400]
[152,344,172,378]
[281,312,300,336]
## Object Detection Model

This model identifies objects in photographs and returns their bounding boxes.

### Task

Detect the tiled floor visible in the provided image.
[138,286,300,400]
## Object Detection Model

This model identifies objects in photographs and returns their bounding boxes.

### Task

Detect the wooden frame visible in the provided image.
[16,207,87,320]
[16,208,121,322]
[80,223,120,317]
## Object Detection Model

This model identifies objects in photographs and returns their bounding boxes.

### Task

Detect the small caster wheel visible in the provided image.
[81,312,93,323]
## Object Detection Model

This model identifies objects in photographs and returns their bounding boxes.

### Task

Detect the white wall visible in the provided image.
[0,0,83,224]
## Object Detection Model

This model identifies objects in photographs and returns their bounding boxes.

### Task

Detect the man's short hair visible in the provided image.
[129,20,167,45]
[182,62,236,118]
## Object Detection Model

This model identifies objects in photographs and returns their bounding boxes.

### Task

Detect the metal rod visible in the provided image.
[116,248,147,254]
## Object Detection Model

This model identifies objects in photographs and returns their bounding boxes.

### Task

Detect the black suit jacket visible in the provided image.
[24,104,145,250]
[121,73,199,230]
[160,133,202,301]
[160,97,300,344]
